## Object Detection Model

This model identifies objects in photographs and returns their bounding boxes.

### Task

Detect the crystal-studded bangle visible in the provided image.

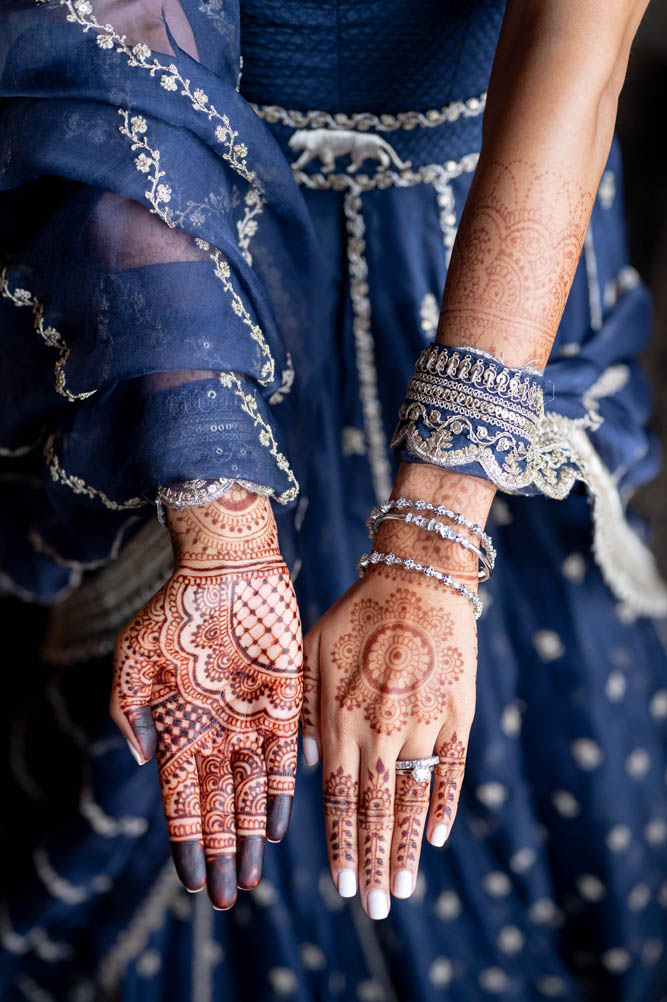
[358,550,484,619]
[390,344,545,492]
[368,496,496,566]
[372,512,493,581]
[155,477,274,525]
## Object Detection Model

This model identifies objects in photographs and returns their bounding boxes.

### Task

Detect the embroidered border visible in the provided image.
[218,371,298,504]
[44,434,148,511]
[252,92,486,133]
[0,270,95,403]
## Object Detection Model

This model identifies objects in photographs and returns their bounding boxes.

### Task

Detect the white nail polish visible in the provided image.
[126,739,144,765]
[337,870,357,898]
[393,869,413,899]
[367,889,389,920]
[302,737,320,767]
[430,823,449,847]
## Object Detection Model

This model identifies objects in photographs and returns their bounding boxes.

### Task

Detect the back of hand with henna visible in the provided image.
[302,464,494,920]
[111,486,303,909]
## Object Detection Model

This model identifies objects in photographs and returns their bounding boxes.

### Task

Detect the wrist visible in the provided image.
[166,486,282,568]
[393,463,496,527]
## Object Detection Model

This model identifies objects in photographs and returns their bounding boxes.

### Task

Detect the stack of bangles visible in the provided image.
[357,497,496,619]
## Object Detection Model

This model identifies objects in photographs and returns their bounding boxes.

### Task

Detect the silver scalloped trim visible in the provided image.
[155,477,276,524]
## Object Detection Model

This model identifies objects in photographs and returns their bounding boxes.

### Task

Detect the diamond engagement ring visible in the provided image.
[395,756,440,783]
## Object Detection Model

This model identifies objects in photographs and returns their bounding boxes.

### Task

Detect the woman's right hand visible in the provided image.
[110,487,303,910]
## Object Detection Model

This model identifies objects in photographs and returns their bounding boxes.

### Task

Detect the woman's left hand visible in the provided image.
[301,466,493,920]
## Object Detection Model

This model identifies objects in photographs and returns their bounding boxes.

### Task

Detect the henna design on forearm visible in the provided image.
[115,490,303,905]
[438,160,594,367]
[323,767,359,867]
[359,759,393,889]
[331,588,463,735]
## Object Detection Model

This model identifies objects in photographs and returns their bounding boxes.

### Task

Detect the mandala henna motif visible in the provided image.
[359,760,393,888]
[332,589,463,734]
[433,733,467,825]
[114,488,303,900]
[323,767,359,866]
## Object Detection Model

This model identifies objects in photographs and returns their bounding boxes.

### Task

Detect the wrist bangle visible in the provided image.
[372,511,493,581]
[358,550,484,619]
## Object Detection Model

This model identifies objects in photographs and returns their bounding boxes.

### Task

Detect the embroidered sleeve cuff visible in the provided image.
[391,344,546,494]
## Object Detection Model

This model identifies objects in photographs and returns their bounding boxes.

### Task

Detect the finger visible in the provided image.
[322,743,361,899]
[197,751,237,910]
[301,627,322,766]
[264,732,297,843]
[390,771,431,899]
[427,729,468,847]
[159,752,206,892]
[358,754,394,920]
[232,743,267,890]
[112,609,164,763]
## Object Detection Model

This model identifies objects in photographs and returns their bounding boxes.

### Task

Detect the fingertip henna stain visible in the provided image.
[171,840,206,892]
[266,793,293,842]
[206,853,237,910]
[237,835,265,889]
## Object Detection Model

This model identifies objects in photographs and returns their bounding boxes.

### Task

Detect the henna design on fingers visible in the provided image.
[332,589,463,734]
[232,745,267,889]
[323,767,359,867]
[359,759,393,889]
[393,773,431,870]
[432,732,467,826]
[264,733,298,841]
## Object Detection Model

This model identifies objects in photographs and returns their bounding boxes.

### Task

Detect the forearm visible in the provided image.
[437,0,649,367]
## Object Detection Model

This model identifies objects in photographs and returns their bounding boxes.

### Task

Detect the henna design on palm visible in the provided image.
[113,489,302,908]
[331,589,463,735]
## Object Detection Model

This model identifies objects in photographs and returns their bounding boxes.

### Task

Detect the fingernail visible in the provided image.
[126,739,144,765]
[367,889,389,920]
[337,870,357,898]
[302,737,320,767]
[393,869,413,899]
[430,823,449,847]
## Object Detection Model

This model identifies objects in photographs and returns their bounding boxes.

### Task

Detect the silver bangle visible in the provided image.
[357,550,484,619]
[368,496,496,565]
[373,511,492,581]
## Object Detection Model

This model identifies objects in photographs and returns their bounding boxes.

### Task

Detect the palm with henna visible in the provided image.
[302,465,495,919]
[110,487,303,909]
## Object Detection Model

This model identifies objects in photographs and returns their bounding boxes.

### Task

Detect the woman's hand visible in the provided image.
[302,466,494,919]
[110,487,302,909]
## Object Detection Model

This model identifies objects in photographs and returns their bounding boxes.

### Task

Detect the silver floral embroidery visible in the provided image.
[253,92,486,133]
[117,111,174,225]
[56,1,257,186]
[218,371,298,503]
[44,434,147,511]
[0,270,96,402]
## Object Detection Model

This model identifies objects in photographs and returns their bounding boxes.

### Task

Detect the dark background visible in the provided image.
[618,0,667,574]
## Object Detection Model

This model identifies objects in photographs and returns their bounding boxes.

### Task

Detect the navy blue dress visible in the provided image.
[1,2,666,1000]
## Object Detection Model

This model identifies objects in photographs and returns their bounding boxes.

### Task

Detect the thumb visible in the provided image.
[301,626,322,767]
[111,632,159,766]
